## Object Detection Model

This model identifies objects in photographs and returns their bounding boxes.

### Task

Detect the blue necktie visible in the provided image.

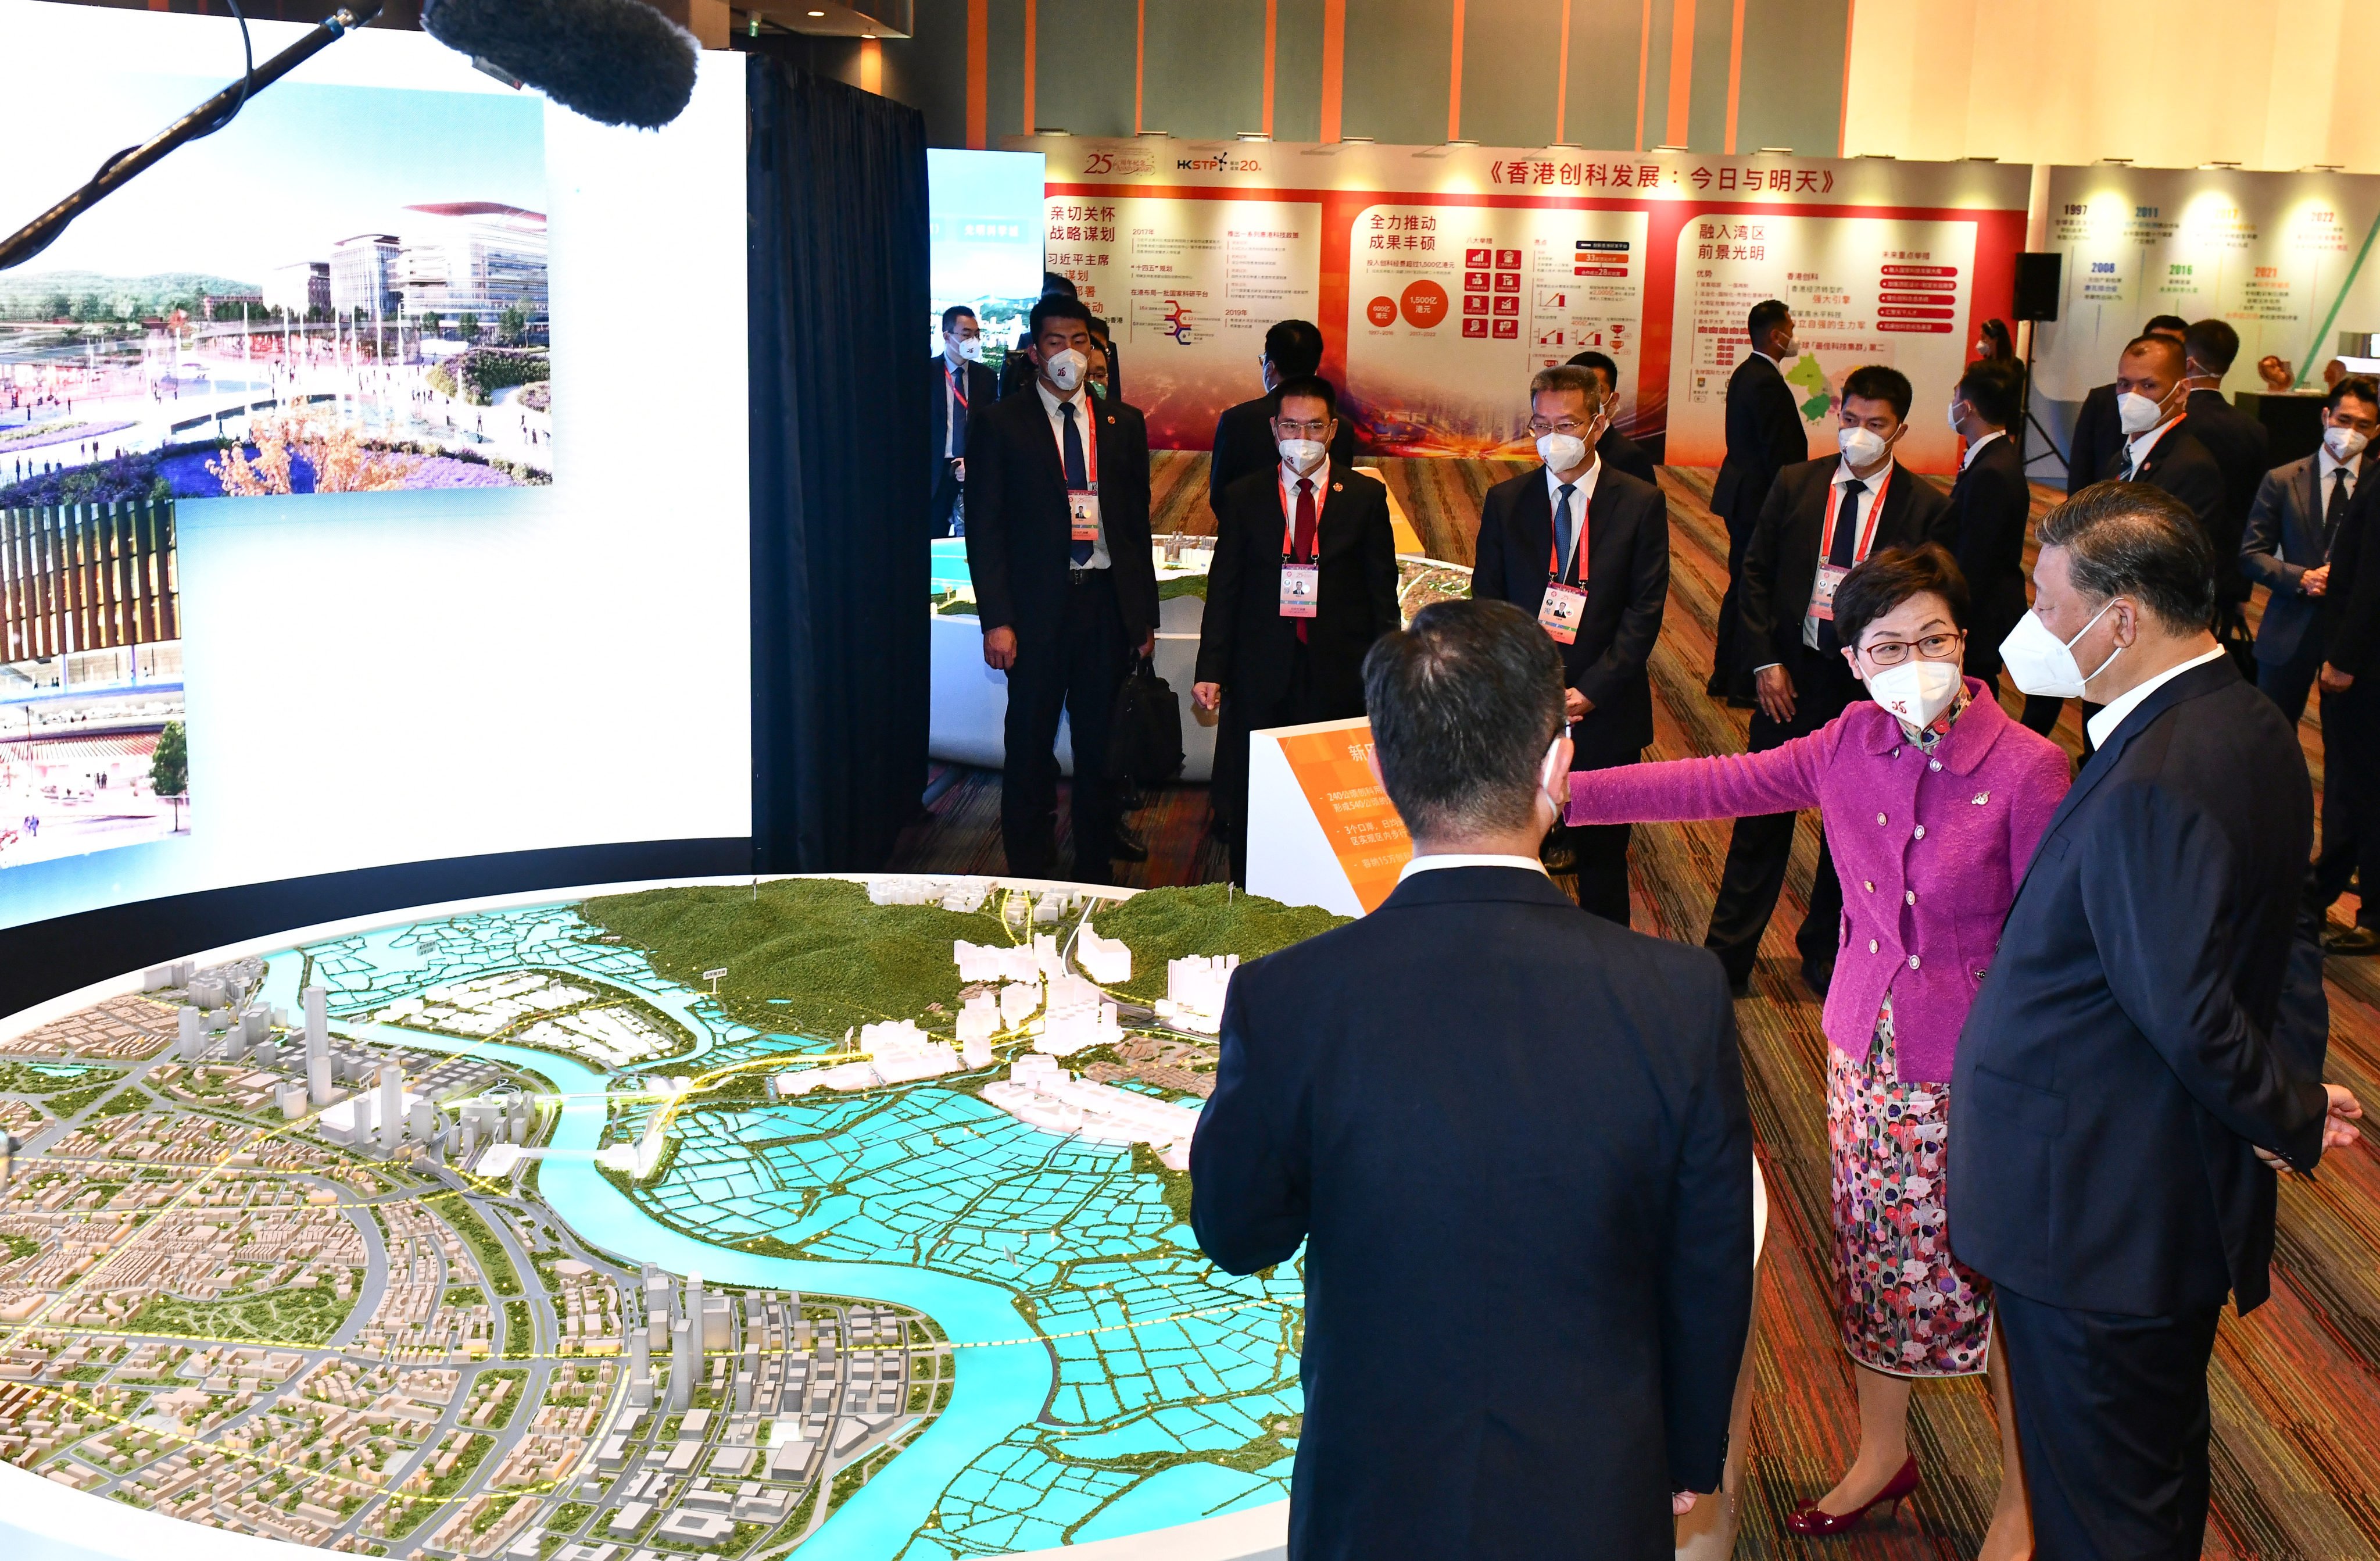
[1553,483,1579,585]
[1062,401,1092,564]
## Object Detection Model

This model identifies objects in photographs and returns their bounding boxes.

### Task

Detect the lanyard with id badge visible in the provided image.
[1066,405,1103,546]
[1808,464,1892,633]
[1279,480,1320,618]
[1539,498,1588,644]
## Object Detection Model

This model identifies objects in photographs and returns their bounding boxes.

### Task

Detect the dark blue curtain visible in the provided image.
[747,59,930,871]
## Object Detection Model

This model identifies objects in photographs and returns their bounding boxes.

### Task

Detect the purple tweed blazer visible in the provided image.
[1569,680,2070,1081]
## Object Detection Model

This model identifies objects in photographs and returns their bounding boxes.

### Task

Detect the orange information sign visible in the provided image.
[1275,721,1412,912]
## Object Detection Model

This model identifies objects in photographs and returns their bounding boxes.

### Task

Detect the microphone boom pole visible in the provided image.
[0,2,385,274]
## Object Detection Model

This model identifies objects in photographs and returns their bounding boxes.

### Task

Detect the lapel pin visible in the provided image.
[1971,791,1989,805]
[1332,482,1344,492]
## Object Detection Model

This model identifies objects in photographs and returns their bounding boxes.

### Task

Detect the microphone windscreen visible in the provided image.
[423,0,699,130]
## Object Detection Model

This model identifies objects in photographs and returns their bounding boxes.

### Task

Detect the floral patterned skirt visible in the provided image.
[1825,997,1994,1377]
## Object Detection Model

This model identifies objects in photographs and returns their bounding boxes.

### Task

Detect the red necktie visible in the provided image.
[1294,477,1317,644]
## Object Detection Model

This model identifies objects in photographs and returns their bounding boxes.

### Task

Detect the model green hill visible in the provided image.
[578,878,1345,1037]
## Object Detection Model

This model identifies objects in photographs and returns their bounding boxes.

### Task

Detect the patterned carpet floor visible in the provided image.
[894,452,2380,1559]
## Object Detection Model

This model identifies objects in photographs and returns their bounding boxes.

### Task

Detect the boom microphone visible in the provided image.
[422,0,700,131]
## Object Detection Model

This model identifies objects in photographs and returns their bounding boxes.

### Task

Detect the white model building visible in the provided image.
[1033,973,1122,1056]
[955,991,1001,1063]
[774,1020,962,1095]
[997,978,1042,1030]
[982,1053,1200,1169]
[868,875,993,913]
[1155,954,1239,1035]
[955,938,1046,986]
[1075,923,1132,985]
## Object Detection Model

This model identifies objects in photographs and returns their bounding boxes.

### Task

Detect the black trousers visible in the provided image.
[2314,678,2380,926]
[1561,748,1638,926]
[1001,571,1125,884]
[2257,640,2324,730]
[1214,644,1347,884]
[1710,509,1756,696]
[1703,650,1855,983]
[1996,1287,2222,1561]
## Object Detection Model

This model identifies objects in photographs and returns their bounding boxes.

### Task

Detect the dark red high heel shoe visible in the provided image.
[1783,1455,1921,1535]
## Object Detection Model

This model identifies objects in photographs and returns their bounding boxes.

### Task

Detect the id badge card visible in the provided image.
[1279,561,1319,618]
[1069,489,1101,544]
[1538,581,1587,644]
[1809,561,1849,621]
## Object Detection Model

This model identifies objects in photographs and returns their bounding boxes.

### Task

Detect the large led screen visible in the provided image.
[0,2,750,928]
[926,148,1046,376]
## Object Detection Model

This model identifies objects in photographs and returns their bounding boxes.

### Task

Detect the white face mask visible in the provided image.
[1999,598,2122,699]
[1536,431,1590,473]
[1278,437,1327,475]
[1947,399,1966,436]
[1838,424,1891,466]
[2325,424,2368,462]
[2116,389,2170,436]
[1864,657,1963,729]
[954,336,985,363]
[1538,735,1568,818]
[1043,347,1088,392]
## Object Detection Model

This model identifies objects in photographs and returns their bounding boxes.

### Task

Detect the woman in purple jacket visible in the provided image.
[1570,544,2067,1553]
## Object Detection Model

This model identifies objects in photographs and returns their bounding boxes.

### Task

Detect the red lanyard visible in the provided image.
[949,366,968,410]
[1817,462,1894,565]
[1279,472,1324,562]
[1546,484,1590,586]
[1055,398,1097,488]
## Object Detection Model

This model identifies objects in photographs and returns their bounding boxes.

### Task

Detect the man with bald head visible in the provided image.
[2051,333,2228,744]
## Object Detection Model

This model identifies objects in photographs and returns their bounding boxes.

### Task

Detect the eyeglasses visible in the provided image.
[1527,416,1600,437]
[1275,418,1333,437]
[1860,631,1964,666]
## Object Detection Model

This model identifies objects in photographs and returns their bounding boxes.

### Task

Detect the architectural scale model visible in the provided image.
[0,876,1344,1559]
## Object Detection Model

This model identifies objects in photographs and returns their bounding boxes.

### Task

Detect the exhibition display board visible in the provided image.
[2030,163,2380,403]
[1011,137,2030,475]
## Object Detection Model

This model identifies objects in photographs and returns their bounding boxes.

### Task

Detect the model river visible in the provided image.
[251,894,1304,1560]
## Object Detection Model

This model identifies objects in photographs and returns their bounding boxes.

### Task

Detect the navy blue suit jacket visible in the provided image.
[1191,866,1752,1559]
[2244,452,2374,667]
[1949,659,2331,1316]
[1710,351,1809,526]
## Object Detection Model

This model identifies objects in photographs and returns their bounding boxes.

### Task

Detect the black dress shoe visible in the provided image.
[1727,975,1752,1001]
[1706,671,1729,697]
[1108,821,1149,863]
[1801,960,1834,998]
[2324,924,2380,956]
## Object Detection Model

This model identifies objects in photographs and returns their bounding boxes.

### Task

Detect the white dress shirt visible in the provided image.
[2121,415,2182,478]
[1278,458,1331,551]
[2084,645,2229,751]
[1543,455,1602,581]
[2318,442,2360,509]
[1036,380,1110,570]
[1787,458,1888,654]
[1960,428,2006,470]
[1398,853,1549,883]
[942,355,969,458]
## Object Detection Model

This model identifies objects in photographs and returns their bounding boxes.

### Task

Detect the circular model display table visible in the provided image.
[0,874,1763,1561]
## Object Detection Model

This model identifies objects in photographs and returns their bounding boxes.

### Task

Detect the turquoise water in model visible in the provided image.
[258,900,1303,1559]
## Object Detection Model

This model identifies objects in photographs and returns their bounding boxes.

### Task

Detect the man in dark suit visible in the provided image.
[1565,349,1660,487]
[1707,365,1953,996]
[963,294,1160,884]
[1708,299,1812,701]
[1208,319,1355,520]
[2181,317,2271,671]
[1950,481,2360,1560]
[2309,453,2380,953]
[1191,376,1400,883]
[1191,597,1753,1560]
[1473,363,1670,923]
[1000,272,1081,399]
[1947,358,2033,695]
[2067,313,2188,495]
[929,305,999,538]
[2243,374,2379,726]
